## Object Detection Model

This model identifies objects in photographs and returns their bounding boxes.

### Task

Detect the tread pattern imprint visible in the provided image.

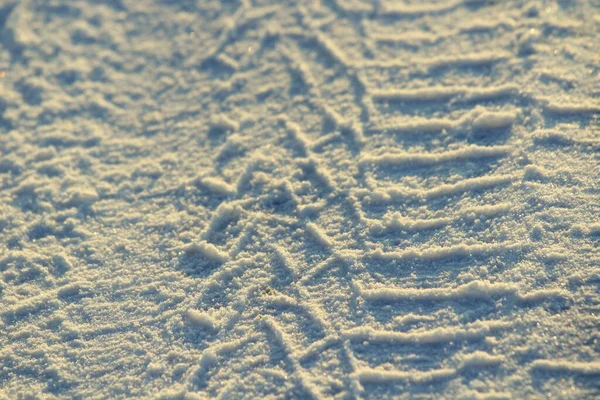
[0,0,599,399]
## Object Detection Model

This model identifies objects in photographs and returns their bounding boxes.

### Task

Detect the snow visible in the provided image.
[0,0,599,398]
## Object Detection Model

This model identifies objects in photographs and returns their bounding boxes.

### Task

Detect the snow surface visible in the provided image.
[0,0,599,399]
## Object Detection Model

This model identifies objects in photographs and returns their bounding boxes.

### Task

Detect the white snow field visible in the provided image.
[1,0,599,398]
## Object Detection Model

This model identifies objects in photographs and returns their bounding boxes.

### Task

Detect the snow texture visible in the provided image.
[0,0,599,399]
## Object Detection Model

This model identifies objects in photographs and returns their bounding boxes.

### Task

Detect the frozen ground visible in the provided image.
[0,0,599,398]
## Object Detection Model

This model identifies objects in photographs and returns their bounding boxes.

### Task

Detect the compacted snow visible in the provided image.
[1,0,599,398]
